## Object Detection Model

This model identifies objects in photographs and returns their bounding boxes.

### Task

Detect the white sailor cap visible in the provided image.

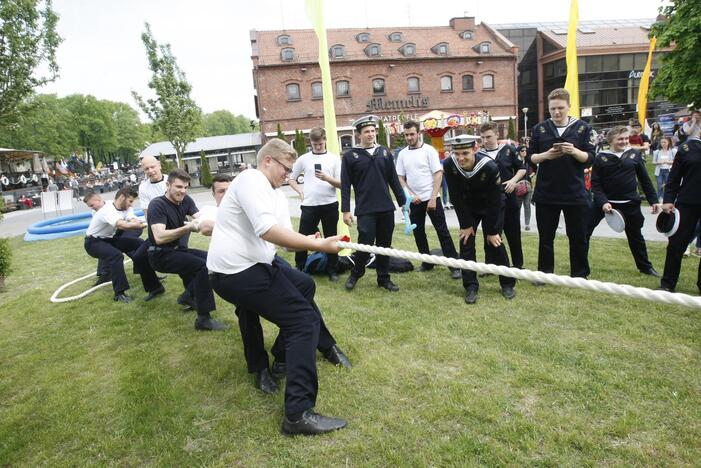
[445,134,480,149]
[352,115,380,131]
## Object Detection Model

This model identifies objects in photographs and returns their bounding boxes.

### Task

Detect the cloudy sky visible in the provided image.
[41,0,667,121]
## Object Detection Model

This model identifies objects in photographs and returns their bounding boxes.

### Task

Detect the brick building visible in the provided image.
[250,17,519,149]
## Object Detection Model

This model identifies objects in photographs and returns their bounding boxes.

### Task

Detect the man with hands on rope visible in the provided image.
[83,188,163,303]
[443,135,516,305]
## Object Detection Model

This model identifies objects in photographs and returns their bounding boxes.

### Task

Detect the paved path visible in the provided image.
[0,186,667,243]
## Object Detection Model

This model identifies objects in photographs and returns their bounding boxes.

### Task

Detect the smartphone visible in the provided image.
[552,142,565,149]
[314,163,322,172]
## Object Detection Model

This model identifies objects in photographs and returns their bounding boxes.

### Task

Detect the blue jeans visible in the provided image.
[656,169,670,200]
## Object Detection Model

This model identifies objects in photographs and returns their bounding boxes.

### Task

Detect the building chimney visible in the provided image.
[449,17,476,31]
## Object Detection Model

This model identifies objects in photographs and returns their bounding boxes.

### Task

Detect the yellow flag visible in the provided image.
[638,36,657,126]
[564,0,580,118]
[305,0,351,250]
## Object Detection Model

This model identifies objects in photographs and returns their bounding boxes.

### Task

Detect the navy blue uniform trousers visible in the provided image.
[352,211,394,284]
[661,203,701,292]
[460,211,515,292]
[535,203,590,278]
[409,197,459,270]
[295,202,339,274]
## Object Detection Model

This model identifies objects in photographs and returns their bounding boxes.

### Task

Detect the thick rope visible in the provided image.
[337,241,701,309]
[50,259,132,303]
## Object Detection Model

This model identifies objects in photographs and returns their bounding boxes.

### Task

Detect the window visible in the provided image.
[336,80,350,97]
[633,53,648,69]
[277,35,291,46]
[286,83,300,101]
[365,43,381,57]
[586,55,602,73]
[372,78,385,95]
[432,42,449,55]
[482,74,494,90]
[399,43,416,57]
[460,30,473,40]
[619,54,634,71]
[311,82,322,99]
[407,77,420,94]
[440,76,453,92]
[389,32,402,42]
[356,33,370,43]
[602,54,618,71]
[281,48,295,62]
[330,44,345,58]
[479,42,491,54]
[462,75,474,91]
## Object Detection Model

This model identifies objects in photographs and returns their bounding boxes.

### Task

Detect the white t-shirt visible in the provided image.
[197,204,218,222]
[207,170,292,274]
[138,177,167,211]
[290,151,341,206]
[85,202,136,238]
[396,144,442,202]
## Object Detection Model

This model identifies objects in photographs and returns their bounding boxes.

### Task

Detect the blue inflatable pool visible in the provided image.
[24,210,145,242]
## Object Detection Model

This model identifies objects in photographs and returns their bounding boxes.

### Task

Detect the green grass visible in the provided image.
[0,225,699,466]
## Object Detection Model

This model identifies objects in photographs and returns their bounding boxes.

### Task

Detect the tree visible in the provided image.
[293,129,306,155]
[650,1,701,107]
[132,23,201,168]
[159,154,176,174]
[63,94,116,168]
[202,110,255,136]
[507,117,516,141]
[0,0,61,130]
[199,150,213,188]
[0,198,10,292]
[276,123,285,141]
[377,119,388,147]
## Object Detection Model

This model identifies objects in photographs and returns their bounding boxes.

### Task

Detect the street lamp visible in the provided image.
[521,107,529,140]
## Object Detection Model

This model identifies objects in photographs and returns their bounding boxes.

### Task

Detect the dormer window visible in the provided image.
[365,43,381,57]
[277,35,291,46]
[389,32,402,42]
[356,33,370,43]
[474,42,491,54]
[460,30,474,40]
[281,48,295,61]
[330,44,345,58]
[431,42,449,56]
[399,43,416,57]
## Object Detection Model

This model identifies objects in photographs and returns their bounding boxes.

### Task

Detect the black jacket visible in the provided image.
[476,143,525,185]
[664,138,701,205]
[591,148,658,208]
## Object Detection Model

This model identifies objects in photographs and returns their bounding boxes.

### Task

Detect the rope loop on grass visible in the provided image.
[337,241,701,309]
[50,259,132,303]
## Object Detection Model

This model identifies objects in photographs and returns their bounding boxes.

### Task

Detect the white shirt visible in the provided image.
[86,202,136,238]
[207,169,292,274]
[290,151,341,206]
[396,144,442,202]
[138,177,166,211]
[197,204,218,222]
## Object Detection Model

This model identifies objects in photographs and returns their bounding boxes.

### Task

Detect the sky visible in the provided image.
[40,0,668,122]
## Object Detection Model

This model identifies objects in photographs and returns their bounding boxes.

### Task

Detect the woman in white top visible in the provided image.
[652,136,676,202]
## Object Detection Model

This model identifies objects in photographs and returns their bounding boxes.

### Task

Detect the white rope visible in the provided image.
[50,259,132,303]
[337,241,701,309]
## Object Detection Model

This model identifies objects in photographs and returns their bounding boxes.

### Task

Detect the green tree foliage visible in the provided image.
[159,154,176,174]
[0,0,61,130]
[650,1,701,107]
[507,117,516,141]
[132,23,201,168]
[276,123,285,140]
[0,198,10,289]
[293,129,306,155]
[377,120,388,147]
[202,110,255,136]
[199,150,213,188]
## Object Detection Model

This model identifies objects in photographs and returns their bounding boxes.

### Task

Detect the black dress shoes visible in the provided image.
[328,272,340,282]
[194,317,230,331]
[345,275,359,291]
[464,289,478,304]
[323,345,352,369]
[113,293,132,303]
[281,409,347,436]
[378,280,399,292]
[177,291,196,310]
[418,264,434,272]
[640,267,661,278]
[254,368,279,394]
[94,275,111,287]
[271,360,286,380]
[501,286,516,300]
[144,285,165,301]
[450,268,462,280]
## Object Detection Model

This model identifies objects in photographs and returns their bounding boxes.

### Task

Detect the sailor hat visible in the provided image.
[352,115,380,131]
[445,134,480,149]
[656,210,680,238]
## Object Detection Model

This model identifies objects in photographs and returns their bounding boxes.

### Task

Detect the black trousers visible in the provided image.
[460,210,515,292]
[586,200,653,272]
[95,229,142,276]
[661,203,701,292]
[501,192,524,269]
[408,197,459,270]
[352,211,395,285]
[209,261,321,417]
[233,257,337,373]
[148,247,215,319]
[84,235,160,295]
[295,202,339,274]
[535,203,590,278]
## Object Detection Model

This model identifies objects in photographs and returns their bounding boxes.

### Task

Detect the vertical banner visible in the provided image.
[564,0,580,118]
[638,36,657,127]
[305,0,351,251]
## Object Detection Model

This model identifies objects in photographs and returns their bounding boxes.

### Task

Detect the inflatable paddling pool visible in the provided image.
[24,209,145,242]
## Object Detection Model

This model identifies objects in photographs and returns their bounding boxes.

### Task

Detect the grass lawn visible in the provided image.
[0,225,699,466]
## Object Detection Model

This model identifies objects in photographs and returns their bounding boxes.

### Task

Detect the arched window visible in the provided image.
[365,43,381,57]
[479,42,491,54]
[432,42,449,55]
[336,80,350,97]
[460,30,474,40]
[462,75,474,91]
[286,83,301,101]
[482,74,495,90]
[330,44,345,58]
[356,33,370,43]
[399,43,416,57]
[277,35,291,46]
[372,78,385,95]
[311,82,322,99]
[281,48,295,61]
[440,76,453,92]
[389,32,402,42]
[407,77,420,94]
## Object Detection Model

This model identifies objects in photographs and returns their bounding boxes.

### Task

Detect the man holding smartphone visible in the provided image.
[289,127,343,281]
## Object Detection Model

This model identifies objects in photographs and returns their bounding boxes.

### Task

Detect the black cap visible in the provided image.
[445,135,480,149]
[656,210,680,237]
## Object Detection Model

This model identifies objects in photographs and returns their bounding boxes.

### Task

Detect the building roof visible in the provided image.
[492,18,655,31]
[540,25,655,50]
[139,133,261,159]
[252,20,516,66]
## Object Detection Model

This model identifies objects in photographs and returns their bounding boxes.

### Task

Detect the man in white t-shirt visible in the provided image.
[83,188,163,303]
[207,138,348,436]
[288,127,342,281]
[138,156,167,217]
[397,120,461,279]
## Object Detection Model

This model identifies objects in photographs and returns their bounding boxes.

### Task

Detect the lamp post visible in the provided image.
[521,107,529,141]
